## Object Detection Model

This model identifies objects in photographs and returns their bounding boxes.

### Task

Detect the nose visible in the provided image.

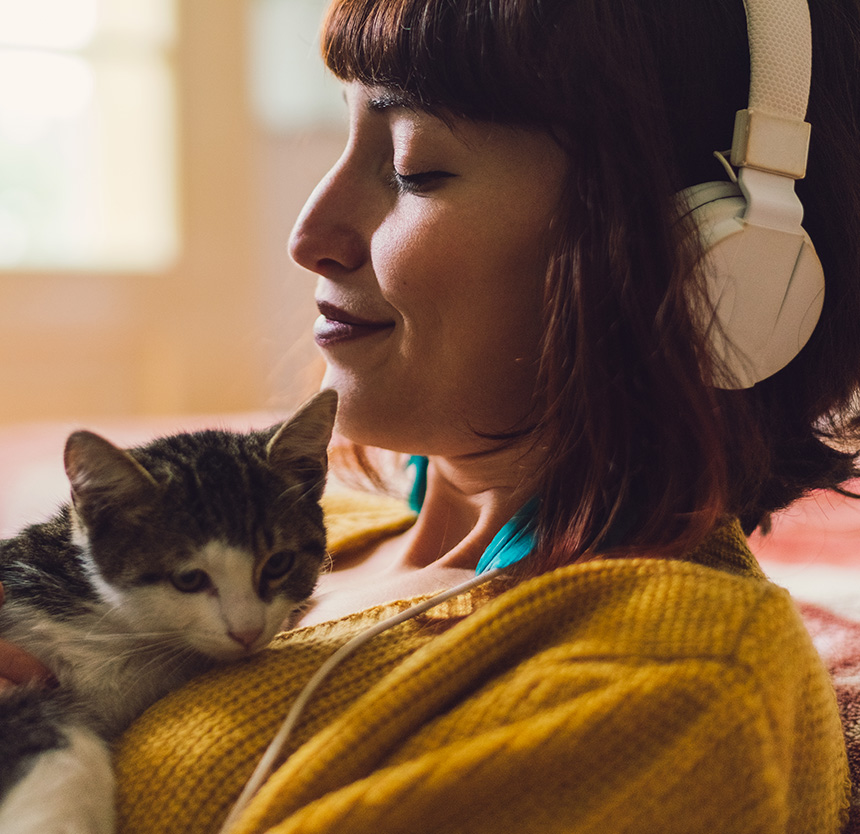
[289,159,368,277]
[228,626,263,650]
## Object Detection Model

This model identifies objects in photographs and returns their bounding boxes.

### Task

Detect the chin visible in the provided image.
[322,368,514,455]
[323,377,398,447]
[331,398,417,452]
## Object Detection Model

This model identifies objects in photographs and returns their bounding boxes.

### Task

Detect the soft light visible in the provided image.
[0,0,98,50]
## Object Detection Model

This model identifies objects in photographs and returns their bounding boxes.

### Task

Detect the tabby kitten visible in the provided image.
[0,389,337,834]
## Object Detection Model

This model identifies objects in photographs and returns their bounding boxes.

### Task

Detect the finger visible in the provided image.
[0,642,56,687]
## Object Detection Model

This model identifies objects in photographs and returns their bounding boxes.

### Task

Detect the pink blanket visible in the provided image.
[794,603,860,832]
[751,490,860,832]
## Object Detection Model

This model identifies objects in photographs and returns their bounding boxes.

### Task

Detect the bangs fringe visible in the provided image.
[321,0,567,125]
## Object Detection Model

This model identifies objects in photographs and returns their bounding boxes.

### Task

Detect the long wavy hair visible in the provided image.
[321,0,860,573]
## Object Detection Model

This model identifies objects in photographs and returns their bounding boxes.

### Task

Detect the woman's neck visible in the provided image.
[295,444,543,628]
[397,445,542,572]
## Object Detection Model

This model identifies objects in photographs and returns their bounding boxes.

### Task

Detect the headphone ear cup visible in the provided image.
[681,180,824,389]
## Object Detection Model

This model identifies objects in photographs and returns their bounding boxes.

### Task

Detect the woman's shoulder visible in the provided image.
[468,517,814,678]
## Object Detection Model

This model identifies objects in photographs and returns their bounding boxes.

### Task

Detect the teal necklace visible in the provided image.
[407,455,538,575]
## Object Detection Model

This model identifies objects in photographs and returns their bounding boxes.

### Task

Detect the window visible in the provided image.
[0,0,178,271]
[249,0,344,132]
[0,0,343,424]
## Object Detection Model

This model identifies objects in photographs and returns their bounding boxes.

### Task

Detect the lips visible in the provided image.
[313,301,394,347]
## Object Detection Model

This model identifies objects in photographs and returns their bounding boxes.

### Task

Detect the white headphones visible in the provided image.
[679,0,824,389]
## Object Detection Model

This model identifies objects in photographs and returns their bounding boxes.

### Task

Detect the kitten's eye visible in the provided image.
[262,550,295,581]
[170,569,211,593]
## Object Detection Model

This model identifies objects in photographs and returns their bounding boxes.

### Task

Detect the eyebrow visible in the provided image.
[366,91,417,113]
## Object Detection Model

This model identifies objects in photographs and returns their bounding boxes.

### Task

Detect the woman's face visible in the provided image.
[289,83,567,456]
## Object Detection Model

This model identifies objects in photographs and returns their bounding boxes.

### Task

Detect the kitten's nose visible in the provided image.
[228,627,263,650]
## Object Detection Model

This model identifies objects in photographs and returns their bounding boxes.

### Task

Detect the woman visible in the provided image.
[4,0,859,830]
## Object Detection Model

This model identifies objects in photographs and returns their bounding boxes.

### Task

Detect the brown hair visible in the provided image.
[321,0,860,572]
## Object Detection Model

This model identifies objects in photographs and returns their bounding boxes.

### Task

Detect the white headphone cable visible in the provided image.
[217,566,503,834]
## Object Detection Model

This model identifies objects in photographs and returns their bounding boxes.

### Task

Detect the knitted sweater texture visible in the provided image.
[114,491,850,834]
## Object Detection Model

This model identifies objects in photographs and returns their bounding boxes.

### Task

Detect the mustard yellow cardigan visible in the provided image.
[114,491,850,834]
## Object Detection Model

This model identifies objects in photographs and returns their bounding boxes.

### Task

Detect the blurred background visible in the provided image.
[0,0,346,427]
[0,0,348,532]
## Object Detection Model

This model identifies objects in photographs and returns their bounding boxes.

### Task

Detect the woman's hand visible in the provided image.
[0,582,55,691]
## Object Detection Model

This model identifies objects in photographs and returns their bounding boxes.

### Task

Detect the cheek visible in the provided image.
[373,210,543,333]
[119,586,222,652]
[262,595,299,637]
[121,586,211,636]
[410,228,547,360]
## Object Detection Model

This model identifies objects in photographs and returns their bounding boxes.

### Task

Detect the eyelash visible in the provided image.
[390,170,454,195]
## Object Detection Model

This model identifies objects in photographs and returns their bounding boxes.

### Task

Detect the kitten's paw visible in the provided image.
[0,725,115,834]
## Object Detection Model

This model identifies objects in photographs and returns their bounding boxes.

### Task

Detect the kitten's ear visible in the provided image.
[64,431,159,522]
[266,389,337,498]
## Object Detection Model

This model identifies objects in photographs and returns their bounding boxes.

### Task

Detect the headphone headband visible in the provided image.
[743,0,811,117]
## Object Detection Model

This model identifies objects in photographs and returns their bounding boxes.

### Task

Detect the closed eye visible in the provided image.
[390,170,456,196]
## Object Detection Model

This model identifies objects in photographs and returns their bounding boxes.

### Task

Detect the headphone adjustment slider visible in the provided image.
[730,109,811,180]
